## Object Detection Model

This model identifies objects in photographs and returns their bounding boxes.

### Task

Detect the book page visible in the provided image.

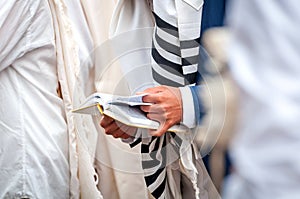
[72,93,110,114]
[107,104,188,132]
[107,104,159,128]
[110,93,151,106]
[73,93,189,132]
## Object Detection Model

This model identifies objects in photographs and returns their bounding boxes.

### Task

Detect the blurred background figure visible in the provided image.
[223,1,300,199]
[198,0,231,193]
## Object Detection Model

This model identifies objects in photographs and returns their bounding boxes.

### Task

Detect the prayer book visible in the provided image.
[73,93,188,132]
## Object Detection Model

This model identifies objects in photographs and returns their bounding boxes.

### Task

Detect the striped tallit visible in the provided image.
[138,1,203,198]
[151,11,200,87]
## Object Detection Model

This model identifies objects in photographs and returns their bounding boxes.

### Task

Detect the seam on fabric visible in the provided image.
[17,65,26,195]
[20,1,35,195]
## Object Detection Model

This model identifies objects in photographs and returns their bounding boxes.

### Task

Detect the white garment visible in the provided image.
[82,1,152,198]
[225,1,300,199]
[0,0,97,198]
[0,0,68,198]
[109,1,220,199]
[75,0,152,199]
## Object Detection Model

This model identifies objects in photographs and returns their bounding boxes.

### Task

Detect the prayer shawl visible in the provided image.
[151,0,202,87]
[49,0,103,198]
[144,0,202,198]
[110,0,220,198]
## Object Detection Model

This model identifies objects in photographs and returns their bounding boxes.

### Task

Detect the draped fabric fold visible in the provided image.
[49,0,103,198]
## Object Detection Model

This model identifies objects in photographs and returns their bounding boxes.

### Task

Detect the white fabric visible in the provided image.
[225,1,300,199]
[182,64,198,75]
[66,0,93,83]
[49,0,105,198]
[175,0,203,41]
[180,87,196,128]
[79,1,155,198]
[109,0,155,146]
[153,0,178,27]
[84,0,151,198]
[0,0,104,198]
[153,0,203,33]
[0,1,68,198]
[182,0,204,10]
[109,0,155,94]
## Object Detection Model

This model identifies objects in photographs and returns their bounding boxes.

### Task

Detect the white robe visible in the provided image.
[225,1,300,199]
[80,0,151,198]
[0,0,152,198]
[0,0,102,198]
[0,1,69,198]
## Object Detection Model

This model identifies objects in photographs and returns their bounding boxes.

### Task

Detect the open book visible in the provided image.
[72,93,188,133]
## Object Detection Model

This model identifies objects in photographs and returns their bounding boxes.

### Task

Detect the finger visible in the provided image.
[151,121,172,137]
[140,105,150,113]
[142,93,162,103]
[104,122,120,135]
[112,130,127,138]
[146,113,165,122]
[140,104,163,113]
[100,115,115,128]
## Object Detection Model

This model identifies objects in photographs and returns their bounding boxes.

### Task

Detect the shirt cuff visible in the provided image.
[179,86,196,128]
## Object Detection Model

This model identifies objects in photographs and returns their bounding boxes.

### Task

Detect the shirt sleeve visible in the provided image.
[179,86,196,128]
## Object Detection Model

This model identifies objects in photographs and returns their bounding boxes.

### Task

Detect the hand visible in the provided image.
[100,115,137,139]
[139,86,182,137]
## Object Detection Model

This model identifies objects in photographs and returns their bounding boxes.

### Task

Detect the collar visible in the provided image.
[182,0,204,10]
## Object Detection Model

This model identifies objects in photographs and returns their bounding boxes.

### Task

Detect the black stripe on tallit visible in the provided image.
[152,68,184,87]
[153,12,179,37]
[152,44,183,75]
[182,55,199,66]
[152,176,167,198]
[180,37,200,49]
[155,30,181,57]
[184,73,198,85]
